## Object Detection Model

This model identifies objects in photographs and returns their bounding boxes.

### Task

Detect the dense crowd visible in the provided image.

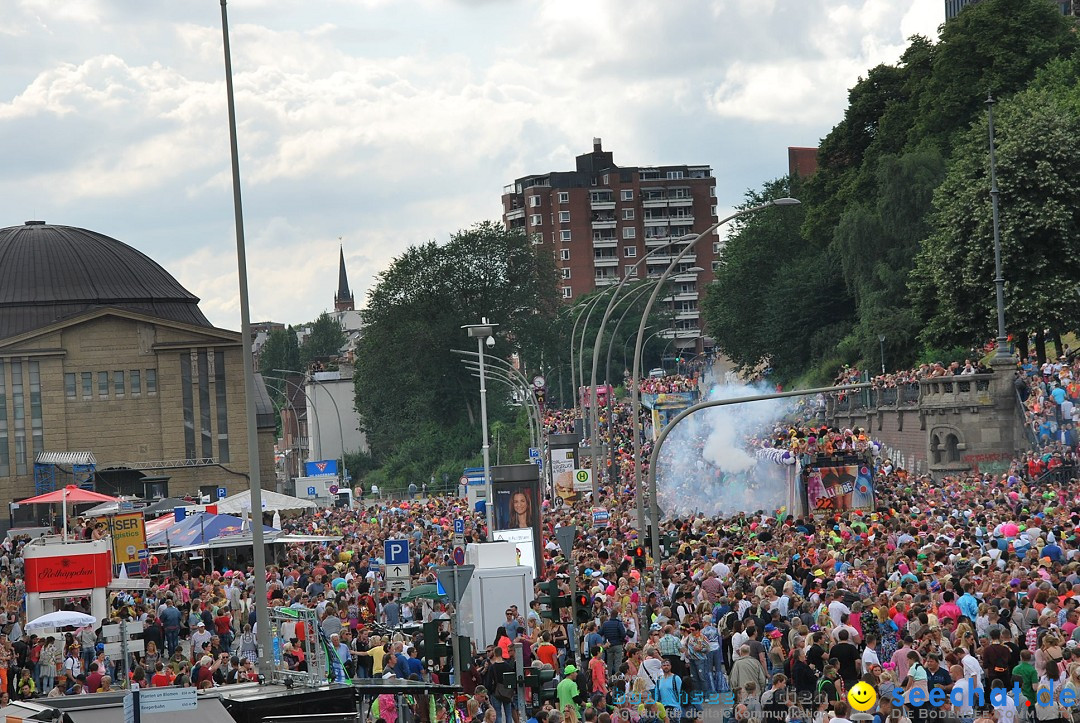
[3,362,1080,723]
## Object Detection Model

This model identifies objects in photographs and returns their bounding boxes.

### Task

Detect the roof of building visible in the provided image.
[0,221,213,340]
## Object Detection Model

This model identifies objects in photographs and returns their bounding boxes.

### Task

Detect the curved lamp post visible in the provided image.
[644,382,869,591]
[631,198,800,573]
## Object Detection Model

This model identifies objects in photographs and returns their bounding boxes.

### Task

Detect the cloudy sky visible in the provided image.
[0,0,941,329]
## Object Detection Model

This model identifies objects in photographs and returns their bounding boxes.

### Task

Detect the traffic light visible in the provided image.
[662,532,680,559]
[537,580,570,622]
[421,620,453,673]
[524,665,557,710]
[574,592,591,624]
[632,545,647,571]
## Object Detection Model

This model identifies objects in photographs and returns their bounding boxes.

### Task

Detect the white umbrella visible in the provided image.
[25,610,96,631]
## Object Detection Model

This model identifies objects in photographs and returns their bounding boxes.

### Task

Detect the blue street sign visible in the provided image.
[384,539,410,565]
[307,486,317,497]
[217,487,227,500]
[370,557,380,570]
[528,447,540,460]
[436,577,446,596]
[454,518,465,535]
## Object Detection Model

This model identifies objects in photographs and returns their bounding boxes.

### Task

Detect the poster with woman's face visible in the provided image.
[492,477,543,576]
[494,483,536,531]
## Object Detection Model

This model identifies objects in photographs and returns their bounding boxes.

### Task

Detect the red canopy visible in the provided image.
[20,485,117,505]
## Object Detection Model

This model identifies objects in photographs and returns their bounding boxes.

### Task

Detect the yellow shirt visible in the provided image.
[369,646,385,674]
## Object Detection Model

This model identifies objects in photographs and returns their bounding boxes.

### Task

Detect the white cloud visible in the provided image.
[0,0,943,328]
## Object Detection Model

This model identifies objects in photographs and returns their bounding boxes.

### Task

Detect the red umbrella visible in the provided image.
[20,485,118,539]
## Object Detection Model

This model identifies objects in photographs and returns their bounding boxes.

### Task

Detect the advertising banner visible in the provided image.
[305,459,338,477]
[25,552,113,593]
[491,465,543,575]
[805,462,875,512]
[551,448,577,503]
[108,512,148,573]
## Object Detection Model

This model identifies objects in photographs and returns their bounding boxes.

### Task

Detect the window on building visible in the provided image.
[147,368,158,395]
[529,195,542,207]
[624,246,637,257]
[622,227,636,239]
[711,205,717,217]
[559,211,570,223]
[81,372,92,399]
[65,373,76,400]
[0,361,7,476]
[560,248,570,261]
[624,265,639,278]
[622,209,634,221]
[530,214,542,226]
[558,192,569,204]
[709,186,716,197]
[602,174,609,185]
[561,268,571,279]
[621,189,633,201]
[130,370,141,397]
[561,230,572,242]
[181,354,196,459]
[713,241,721,254]
[673,188,690,199]
[198,350,212,459]
[11,362,24,475]
[113,371,125,397]
[712,261,721,272]
[29,361,41,459]
[215,350,230,462]
[562,286,573,299]
[666,171,684,180]
[98,371,109,399]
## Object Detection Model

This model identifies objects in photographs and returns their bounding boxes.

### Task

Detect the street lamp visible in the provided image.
[219,0,270,674]
[879,335,886,375]
[274,369,346,479]
[631,197,800,581]
[463,319,498,534]
[987,94,1010,364]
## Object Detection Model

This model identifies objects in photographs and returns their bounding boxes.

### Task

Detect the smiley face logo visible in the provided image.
[847,681,877,712]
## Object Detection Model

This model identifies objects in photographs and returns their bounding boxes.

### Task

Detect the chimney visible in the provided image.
[593,137,602,152]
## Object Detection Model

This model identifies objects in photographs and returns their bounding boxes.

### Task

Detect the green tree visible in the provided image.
[300,312,346,367]
[702,178,852,381]
[911,68,1080,361]
[258,326,301,402]
[353,222,559,484]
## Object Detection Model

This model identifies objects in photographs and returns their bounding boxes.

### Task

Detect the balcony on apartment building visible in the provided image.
[593,252,619,267]
[591,211,617,229]
[589,191,615,211]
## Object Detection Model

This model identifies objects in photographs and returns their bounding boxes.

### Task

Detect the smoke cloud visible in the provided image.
[654,381,794,518]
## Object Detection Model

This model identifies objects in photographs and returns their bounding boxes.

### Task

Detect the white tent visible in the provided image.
[213,489,318,515]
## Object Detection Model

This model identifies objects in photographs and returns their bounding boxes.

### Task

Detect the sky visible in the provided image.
[0,0,942,329]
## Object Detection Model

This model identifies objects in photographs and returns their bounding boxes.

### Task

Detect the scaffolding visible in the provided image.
[32,451,97,494]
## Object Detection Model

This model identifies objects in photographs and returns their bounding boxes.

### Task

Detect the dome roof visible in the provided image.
[0,221,213,340]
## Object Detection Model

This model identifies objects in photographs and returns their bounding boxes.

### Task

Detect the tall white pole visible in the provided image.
[477,334,493,535]
[219,0,272,675]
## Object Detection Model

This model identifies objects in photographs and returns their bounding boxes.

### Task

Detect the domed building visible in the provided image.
[0,221,275,509]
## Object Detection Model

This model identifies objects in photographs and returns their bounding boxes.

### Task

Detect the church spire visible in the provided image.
[334,244,354,312]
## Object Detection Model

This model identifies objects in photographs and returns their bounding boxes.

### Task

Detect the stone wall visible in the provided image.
[827,369,1026,478]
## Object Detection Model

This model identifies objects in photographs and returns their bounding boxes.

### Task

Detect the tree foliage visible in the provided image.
[704,0,1080,381]
[353,222,559,485]
[912,62,1080,351]
[301,312,347,367]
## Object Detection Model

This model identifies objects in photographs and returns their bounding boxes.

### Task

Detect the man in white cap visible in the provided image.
[191,621,212,662]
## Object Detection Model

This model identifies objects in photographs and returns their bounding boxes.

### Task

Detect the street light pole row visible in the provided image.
[630,199,800,570]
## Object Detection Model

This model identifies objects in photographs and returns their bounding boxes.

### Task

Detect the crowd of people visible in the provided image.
[3,359,1080,723]
[635,374,700,395]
